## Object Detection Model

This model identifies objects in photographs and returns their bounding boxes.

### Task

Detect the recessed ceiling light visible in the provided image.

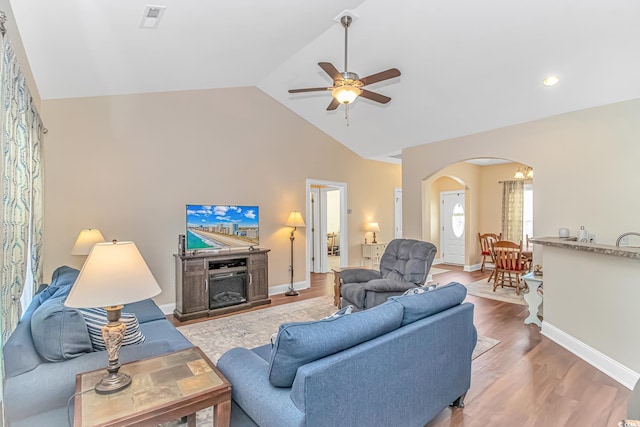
[543,75,560,86]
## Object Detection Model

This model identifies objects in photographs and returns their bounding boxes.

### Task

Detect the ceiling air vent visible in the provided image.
[140,5,166,29]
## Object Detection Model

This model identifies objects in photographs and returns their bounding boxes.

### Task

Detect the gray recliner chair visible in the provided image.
[340,239,437,311]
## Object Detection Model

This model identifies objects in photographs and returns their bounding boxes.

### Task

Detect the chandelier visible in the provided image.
[514,166,533,180]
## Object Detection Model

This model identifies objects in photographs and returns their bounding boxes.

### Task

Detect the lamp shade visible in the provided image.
[368,222,381,232]
[65,241,161,308]
[332,85,361,104]
[286,211,306,228]
[71,229,106,255]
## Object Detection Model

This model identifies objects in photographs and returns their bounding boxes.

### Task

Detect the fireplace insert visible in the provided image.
[209,258,248,309]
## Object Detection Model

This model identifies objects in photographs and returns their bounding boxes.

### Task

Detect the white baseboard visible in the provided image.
[434,259,482,272]
[268,280,309,296]
[158,303,175,315]
[157,281,310,315]
[465,263,483,272]
[542,321,639,390]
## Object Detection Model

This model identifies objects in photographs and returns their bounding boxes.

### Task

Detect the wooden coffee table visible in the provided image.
[74,347,231,427]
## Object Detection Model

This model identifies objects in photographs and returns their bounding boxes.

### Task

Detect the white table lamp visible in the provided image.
[71,229,106,255]
[65,240,161,394]
[368,222,380,244]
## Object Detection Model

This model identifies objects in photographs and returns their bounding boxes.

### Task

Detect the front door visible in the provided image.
[441,191,465,265]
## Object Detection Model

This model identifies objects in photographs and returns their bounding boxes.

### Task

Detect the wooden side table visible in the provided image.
[74,347,231,427]
[332,268,343,308]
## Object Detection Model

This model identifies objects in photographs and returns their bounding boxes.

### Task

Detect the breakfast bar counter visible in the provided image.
[529,236,640,260]
[528,235,640,389]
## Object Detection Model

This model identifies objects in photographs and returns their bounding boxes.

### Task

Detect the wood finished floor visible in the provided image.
[169,266,631,426]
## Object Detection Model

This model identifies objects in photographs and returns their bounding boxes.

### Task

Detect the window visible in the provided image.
[451,203,465,238]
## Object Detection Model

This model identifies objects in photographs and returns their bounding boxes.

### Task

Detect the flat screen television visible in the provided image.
[186,204,259,251]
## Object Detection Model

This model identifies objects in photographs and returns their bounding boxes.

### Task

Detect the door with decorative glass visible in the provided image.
[441,191,465,265]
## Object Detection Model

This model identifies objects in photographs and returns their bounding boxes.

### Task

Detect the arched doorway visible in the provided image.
[424,158,533,270]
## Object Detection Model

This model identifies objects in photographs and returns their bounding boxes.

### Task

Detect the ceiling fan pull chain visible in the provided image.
[345,104,350,126]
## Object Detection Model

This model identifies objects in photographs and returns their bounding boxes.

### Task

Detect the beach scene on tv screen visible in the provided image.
[186,205,259,250]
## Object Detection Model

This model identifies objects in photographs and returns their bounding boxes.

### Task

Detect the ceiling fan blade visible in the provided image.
[359,68,401,87]
[360,89,391,104]
[327,98,340,111]
[318,62,343,82]
[288,87,332,93]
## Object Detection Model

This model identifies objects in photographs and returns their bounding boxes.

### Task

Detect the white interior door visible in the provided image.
[310,188,321,272]
[394,187,403,239]
[441,191,465,265]
[306,180,348,278]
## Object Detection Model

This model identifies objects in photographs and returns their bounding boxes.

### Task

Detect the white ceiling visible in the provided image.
[9,0,640,161]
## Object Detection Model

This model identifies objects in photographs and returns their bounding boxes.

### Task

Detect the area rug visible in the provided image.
[177,295,499,362]
[173,296,499,426]
[465,278,527,305]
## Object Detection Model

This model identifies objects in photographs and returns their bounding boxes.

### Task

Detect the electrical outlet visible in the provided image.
[588,233,596,244]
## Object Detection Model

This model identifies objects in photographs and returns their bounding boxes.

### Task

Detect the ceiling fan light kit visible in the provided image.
[332,85,361,104]
[288,12,401,118]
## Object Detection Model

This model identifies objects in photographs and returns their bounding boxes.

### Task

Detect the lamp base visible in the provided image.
[96,305,130,394]
[285,288,299,296]
[95,371,132,394]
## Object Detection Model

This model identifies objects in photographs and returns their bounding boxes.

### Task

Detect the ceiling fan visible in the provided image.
[288,14,401,111]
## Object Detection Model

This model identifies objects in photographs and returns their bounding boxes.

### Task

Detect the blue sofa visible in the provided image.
[2,266,193,427]
[218,282,477,427]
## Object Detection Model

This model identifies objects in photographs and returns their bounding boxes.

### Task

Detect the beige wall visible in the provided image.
[41,87,400,306]
[403,98,640,381]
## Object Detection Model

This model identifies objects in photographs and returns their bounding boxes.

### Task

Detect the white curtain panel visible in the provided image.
[501,180,524,243]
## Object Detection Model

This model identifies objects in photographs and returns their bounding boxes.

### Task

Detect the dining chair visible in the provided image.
[491,239,527,295]
[478,233,501,282]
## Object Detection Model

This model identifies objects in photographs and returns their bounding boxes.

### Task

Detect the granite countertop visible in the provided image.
[529,236,640,260]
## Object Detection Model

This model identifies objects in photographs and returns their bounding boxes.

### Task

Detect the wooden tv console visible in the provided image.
[174,248,270,321]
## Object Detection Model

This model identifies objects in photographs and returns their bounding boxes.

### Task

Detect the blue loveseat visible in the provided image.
[218,282,477,427]
[2,266,193,427]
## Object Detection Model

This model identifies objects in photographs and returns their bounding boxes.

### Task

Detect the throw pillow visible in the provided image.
[78,308,146,351]
[38,266,80,302]
[30,295,93,362]
[323,304,354,319]
[402,284,437,295]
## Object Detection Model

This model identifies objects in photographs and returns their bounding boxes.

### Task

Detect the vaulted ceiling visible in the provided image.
[9,0,640,162]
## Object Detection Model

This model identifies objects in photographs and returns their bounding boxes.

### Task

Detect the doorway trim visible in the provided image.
[394,187,403,239]
[305,179,348,283]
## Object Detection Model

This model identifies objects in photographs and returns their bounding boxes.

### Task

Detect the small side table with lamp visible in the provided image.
[65,240,163,394]
[66,240,232,426]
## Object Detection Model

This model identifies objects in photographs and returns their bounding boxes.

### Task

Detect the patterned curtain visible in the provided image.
[0,33,44,343]
[501,180,524,242]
